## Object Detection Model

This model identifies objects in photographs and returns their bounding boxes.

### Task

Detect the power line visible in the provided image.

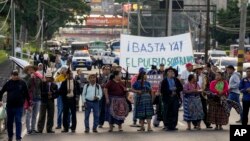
[41,1,71,14]
[0,0,11,31]
[0,0,8,13]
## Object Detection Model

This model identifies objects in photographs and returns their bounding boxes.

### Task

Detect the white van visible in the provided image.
[208,50,227,64]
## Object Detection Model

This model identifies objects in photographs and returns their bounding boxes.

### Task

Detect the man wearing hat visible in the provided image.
[181,63,193,84]
[37,71,58,134]
[161,67,183,131]
[226,65,242,123]
[82,73,102,133]
[147,65,158,75]
[0,70,30,141]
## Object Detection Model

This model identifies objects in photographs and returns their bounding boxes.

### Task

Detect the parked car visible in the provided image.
[71,50,92,71]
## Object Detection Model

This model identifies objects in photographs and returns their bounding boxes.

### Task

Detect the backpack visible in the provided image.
[84,83,100,98]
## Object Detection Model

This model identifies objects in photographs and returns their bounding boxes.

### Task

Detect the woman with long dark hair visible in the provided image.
[183,74,204,130]
[208,71,229,130]
[132,71,154,132]
[104,71,129,132]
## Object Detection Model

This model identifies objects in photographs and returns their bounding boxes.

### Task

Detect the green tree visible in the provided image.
[215,0,250,45]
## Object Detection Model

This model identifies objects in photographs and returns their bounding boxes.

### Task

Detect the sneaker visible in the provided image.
[71,130,76,133]
[98,125,103,128]
[55,126,61,129]
[8,138,13,141]
[27,130,32,135]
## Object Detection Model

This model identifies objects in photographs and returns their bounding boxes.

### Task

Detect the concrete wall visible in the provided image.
[183,0,227,10]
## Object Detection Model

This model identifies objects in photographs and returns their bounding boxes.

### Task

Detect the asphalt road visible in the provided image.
[1,68,248,141]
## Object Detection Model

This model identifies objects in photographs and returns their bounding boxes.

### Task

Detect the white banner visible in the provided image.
[120,33,194,74]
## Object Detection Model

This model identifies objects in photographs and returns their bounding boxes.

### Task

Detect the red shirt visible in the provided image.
[105,80,126,96]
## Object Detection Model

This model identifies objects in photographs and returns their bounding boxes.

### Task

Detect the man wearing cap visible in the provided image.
[82,74,102,133]
[227,65,242,123]
[181,63,193,84]
[37,71,58,134]
[0,70,30,141]
[59,70,80,133]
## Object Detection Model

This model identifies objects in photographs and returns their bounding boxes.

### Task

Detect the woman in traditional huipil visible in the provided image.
[104,71,129,132]
[183,74,204,130]
[132,71,154,132]
[208,71,229,130]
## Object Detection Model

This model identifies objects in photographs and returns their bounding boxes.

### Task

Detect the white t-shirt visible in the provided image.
[181,70,193,84]
[44,54,49,60]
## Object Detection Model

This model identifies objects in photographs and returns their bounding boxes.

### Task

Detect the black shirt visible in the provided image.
[0,79,30,108]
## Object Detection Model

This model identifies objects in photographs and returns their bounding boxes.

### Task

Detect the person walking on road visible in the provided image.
[226,65,242,123]
[0,70,31,141]
[59,70,80,133]
[161,67,183,131]
[24,65,42,134]
[104,71,129,132]
[82,74,102,133]
[208,71,229,130]
[183,74,204,130]
[132,71,154,132]
[239,67,250,125]
[37,71,58,133]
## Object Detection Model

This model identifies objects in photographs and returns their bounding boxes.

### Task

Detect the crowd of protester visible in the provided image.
[1,59,250,141]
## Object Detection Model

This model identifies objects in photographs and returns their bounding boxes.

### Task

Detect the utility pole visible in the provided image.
[198,11,202,52]
[165,0,169,36]
[167,0,172,36]
[204,0,210,63]
[40,8,44,51]
[137,0,141,36]
[11,0,16,60]
[237,0,248,75]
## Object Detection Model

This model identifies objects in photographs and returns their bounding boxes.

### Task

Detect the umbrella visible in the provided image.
[9,56,30,69]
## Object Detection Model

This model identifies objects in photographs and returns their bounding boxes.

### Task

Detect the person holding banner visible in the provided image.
[161,67,183,131]
[132,71,154,132]
[104,71,129,132]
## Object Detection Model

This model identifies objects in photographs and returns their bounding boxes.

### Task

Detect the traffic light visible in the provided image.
[159,0,184,9]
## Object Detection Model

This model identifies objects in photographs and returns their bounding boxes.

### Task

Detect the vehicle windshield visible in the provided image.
[73,52,89,57]
[221,59,237,66]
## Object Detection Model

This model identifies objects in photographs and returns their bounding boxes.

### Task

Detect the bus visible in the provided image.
[230,44,250,62]
[45,40,61,51]
[71,42,89,53]
[89,41,107,50]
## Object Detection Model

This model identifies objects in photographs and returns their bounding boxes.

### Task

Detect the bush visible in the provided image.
[0,50,8,64]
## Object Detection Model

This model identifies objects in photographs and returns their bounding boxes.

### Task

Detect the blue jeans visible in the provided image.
[57,96,63,127]
[26,101,41,131]
[7,107,23,140]
[85,101,100,130]
[228,92,243,118]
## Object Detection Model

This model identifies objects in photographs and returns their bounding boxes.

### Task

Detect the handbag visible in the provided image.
[0,105,6,120]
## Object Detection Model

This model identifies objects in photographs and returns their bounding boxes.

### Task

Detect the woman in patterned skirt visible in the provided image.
[183,74,204,130]
[208,71,229,130]
[132,71,154,132]
[104,71,129,132]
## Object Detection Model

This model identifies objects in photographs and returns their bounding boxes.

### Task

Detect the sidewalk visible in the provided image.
[0,60,12,140]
